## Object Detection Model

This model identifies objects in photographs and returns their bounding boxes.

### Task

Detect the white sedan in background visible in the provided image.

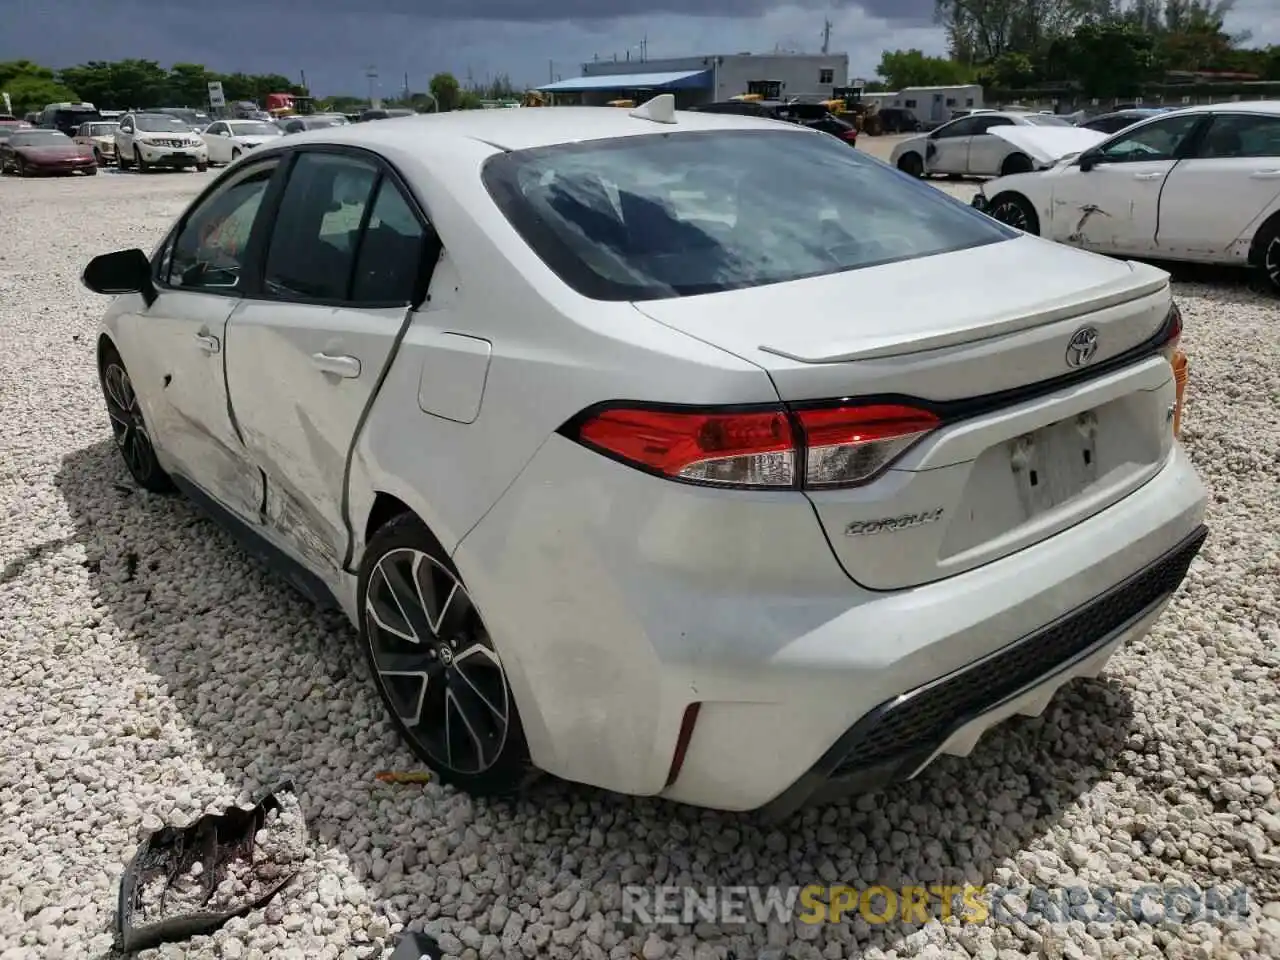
[202,119,283,165]
[890,110,1079,179]
[973,102,1280,294]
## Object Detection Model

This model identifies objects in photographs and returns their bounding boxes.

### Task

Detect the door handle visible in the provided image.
[1249,170,1280,179]
[194,333,220,354]
[1132,172,1164,181]
[311,352,361,378]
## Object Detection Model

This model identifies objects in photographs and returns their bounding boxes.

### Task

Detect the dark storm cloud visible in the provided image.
[87,0,938,25]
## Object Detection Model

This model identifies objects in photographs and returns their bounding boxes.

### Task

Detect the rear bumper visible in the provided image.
[760,524,1206,819]
[456,437,1206,810]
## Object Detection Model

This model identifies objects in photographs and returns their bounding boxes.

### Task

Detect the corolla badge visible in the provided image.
[1065,326,1100,368]
[845,508,944,537]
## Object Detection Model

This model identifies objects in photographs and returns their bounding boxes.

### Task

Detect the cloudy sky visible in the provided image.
[8,0,1278,97]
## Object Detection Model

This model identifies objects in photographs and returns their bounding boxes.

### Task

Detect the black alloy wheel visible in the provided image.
[359,514,533,795]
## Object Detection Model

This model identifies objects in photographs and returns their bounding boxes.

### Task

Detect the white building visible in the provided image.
[863,84,984,126]
[537,52,850,108]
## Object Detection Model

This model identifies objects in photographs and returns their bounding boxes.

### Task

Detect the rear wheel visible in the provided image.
[358,513,535,796]
[1254,220,1280,295]
[897,152,924,177]
[99,346,174,493]
[987,192,1041,235]
[93,148,104,166]
[1001,152,1034,176]
[196,162,208,173]
[85,166,97,176]
[16,157,28,177]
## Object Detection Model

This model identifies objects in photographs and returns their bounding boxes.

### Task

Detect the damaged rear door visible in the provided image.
[1045,113,1208,254]
[224,148,433,574]
[1154,111,1280,262]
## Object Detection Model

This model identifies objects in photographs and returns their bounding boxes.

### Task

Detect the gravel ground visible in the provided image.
[1,167,1278,960]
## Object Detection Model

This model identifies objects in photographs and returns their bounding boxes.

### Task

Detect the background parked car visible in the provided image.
[277,115,347,134]
[0,113,30,130]
[115,113,209,173]
[74,120,120,166]
[202,119,283,164]
[359,108,415,121]
[37,101,102,136]
[891,110,1076,178]
[152,106,213,134]
[973,102,1280,293]
[0,129,97,176]
[875,107,922,133]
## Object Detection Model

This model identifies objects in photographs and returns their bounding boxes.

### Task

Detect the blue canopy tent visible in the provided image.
[536,70,713,106]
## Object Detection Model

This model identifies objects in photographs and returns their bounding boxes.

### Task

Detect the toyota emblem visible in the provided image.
[1065,326,1100,368]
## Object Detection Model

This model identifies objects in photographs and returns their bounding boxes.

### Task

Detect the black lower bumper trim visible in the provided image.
[758,524,1207,821]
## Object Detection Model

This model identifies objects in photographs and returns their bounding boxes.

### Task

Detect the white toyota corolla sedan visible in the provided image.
[82,96,1207,817]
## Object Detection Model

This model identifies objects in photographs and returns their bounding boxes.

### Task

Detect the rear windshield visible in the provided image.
[482,128,1012,302]
[12,131,70,145]
[1023,115,1073,126]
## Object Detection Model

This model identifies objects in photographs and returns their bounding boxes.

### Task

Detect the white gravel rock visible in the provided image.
[0,167,1277,960]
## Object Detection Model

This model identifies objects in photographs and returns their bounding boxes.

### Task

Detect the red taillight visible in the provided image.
[568,401,939,489]
[795,404,940,486]
[576,406,796,487]
[841,129,858,142]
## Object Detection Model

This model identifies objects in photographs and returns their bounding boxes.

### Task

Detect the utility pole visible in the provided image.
[549,60,554,83]
[300,70,308,92]
[403,72,410,101]
[821,18,832,54]
[641,35,647,61]
[365,65,378,107]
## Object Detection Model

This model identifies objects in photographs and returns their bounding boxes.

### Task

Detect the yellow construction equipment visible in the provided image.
[729,93,764,102]
[606,99,636,108]
[521,90,548,107]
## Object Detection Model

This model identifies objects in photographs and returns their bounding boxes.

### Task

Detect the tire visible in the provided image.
[93,148,104,166]
[897,152,924,177]
[85,166,98,176]
[99,346,175,494]
[196,162,208,173]
[987,192,1041,235]
[1001,152,1034,176]
[16,157,28,177]
[1254,219,1280,295]
[358,512,534,797]
[117,149,131,171]
[135,147,149,173]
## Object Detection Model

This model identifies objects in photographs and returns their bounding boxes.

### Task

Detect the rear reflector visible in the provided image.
[568,401,938,490]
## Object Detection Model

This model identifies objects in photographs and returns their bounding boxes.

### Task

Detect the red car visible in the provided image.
[0,129,97,176]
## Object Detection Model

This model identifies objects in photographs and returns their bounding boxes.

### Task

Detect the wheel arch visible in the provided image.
[987,189,1041,234]
[1000,151,1032,176]
[97,332,120,372]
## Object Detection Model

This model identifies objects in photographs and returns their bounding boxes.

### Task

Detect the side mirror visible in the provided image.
[82,248,157,306]
[1078,150,1100,172]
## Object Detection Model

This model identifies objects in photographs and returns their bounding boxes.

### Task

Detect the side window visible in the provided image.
[973,116,1014,134]
[819,68,834,84]
[262,152,378,301]
[935,117,977,138]
[1196,114,1280,159]
[168,165,275,291]
[350,178,428,305]
[1098,114,1202,163]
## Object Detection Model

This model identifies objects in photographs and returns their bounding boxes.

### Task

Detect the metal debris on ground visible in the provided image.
[374,771,432,784]
[116,780,307,952]
[389,930,443,959]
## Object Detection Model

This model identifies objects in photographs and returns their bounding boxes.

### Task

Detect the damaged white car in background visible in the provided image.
[971,102,1280,294]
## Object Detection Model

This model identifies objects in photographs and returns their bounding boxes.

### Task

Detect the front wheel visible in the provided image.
[16,157,28,177]
[358,513,535,797]
[99,347,174,493]
[987,192,1041,235]
[85,166,98,176]
[134,147,150,173]
[196,162,208,173]
[897,152,924,177]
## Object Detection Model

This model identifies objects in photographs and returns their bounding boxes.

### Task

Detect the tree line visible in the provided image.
[0,58,524,116]
[874,0,1280,99]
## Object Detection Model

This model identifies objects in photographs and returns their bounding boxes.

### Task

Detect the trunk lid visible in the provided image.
[989,125,1108,166]
[634,236,1179,590]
